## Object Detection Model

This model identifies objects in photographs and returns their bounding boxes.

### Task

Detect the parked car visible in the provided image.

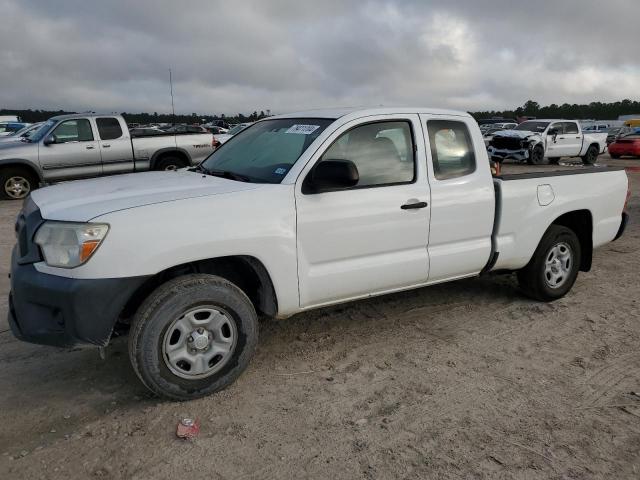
[8,107,629,399]
[0,122,30,137]
[608,134,640,158]
[0,115,20,122]
[205,126,229,135]
[487,120,607,165]
[0,122,43,143]
[0,113,215,199]
[214,122,254,145]
[606,126,634,144]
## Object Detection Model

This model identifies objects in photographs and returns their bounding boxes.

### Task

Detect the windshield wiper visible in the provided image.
[208,169,252,183]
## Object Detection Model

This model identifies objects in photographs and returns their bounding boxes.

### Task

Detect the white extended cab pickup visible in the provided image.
[8,107,629,400]
[487,119,608,165]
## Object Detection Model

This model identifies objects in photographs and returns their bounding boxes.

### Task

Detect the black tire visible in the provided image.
[517,225,581,302]
[156,156,187,171]
[548,157,561,165]
[129,274,258,401]
[1,166,38,200]
[582,145,599,165]
[527,145,545,165]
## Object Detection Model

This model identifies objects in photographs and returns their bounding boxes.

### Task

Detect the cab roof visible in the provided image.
[269,106,471,120]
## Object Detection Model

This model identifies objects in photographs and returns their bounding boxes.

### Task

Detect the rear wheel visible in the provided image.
[527,145,545,165]
[582,145,599,165]
[1,166,38,200]
[517,225,581,302]
[156,156,187,171]
[129,274,258,400]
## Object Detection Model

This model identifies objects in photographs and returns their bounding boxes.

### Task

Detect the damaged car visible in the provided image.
[487,120,607,165]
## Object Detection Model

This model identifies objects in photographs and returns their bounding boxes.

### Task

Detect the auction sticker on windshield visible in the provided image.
[285,124,321,135]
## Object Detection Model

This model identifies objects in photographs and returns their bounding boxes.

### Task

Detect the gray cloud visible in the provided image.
[0,0,637,115]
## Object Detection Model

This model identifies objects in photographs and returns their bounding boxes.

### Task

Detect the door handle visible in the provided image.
[401,201,428,210]
[86,145,95,150]
[576,136,581,139]
[103,144,111,148]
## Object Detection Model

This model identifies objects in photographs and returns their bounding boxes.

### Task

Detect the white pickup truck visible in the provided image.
[487,119,608,165]
[8,107,629,400]
[0,113,215,199]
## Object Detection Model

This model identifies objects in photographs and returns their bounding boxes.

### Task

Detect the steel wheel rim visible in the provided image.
[4,176,30,199]
[162,306,238,380]
[543,241,573,289]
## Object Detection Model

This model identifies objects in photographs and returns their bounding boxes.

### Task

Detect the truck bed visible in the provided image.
[491,164,628,272]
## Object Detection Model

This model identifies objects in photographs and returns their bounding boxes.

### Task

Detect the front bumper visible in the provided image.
[8,247,150,347]
[487,147,529,162]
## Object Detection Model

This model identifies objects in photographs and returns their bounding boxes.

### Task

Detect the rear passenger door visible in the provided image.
[295,115,431,308]
[96,117,135,175]
[420,115,495,282]
[38,118,102,181]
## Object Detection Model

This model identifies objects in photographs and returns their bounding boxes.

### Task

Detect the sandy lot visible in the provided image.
[1,156,638,479]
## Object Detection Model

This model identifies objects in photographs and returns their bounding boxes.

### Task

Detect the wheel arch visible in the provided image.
[0,158,44,182]
[120,255,278,322]
[550,209,593,271]
[150,148,191,170]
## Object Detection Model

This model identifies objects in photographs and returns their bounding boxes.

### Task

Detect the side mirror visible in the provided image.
[548,128,558,136]
[43,134,56,145]
[310,159,359,192]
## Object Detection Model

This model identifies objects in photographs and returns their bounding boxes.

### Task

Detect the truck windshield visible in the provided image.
[28,120,56,142]
[514,121,550,133]
[200,118,334,183]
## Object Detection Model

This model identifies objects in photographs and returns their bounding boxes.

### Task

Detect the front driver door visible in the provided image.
[38,118,102,181]
[295,115,430,308]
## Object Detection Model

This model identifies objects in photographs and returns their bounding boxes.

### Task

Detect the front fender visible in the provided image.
[0,158,44,182]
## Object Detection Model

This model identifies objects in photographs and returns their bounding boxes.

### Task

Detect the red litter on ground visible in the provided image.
[176,418,200,439]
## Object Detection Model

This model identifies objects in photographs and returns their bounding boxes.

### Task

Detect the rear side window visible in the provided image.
[96,118,123,140]
[563,122,579,134]
[427,120,476,180]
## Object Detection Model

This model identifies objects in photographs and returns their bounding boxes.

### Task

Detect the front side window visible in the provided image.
[549,123,564,134]
[52,119,94,143]
[96,118,123,140]
[201,118,333,183]
[316,121,415,187]
[427,120,476,180]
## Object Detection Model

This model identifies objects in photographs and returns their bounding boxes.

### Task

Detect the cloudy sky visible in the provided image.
[1,0,637,116]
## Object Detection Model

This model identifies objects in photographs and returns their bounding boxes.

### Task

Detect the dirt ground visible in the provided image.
[1,155,639,479]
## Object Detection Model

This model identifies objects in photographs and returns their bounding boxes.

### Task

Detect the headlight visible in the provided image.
[34,221,109,268]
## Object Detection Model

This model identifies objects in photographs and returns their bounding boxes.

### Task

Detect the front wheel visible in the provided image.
[582,145,599,165]
[129,274,258,400]
[517,225,581,302]
[1,166,38,200]
[527,145,545,165]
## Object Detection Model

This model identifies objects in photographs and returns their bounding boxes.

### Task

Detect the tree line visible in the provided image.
[471,99,640,121]
[3,100,639,124]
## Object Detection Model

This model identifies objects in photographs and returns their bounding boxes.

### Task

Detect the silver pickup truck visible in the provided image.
[0,113,215,199]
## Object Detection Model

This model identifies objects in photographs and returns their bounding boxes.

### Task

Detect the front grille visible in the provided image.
[491,136,524,150]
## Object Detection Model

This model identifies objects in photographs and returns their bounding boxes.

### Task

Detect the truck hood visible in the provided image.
[0,140,34,155]
[31,170,262,221]
[492,130,541,139]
